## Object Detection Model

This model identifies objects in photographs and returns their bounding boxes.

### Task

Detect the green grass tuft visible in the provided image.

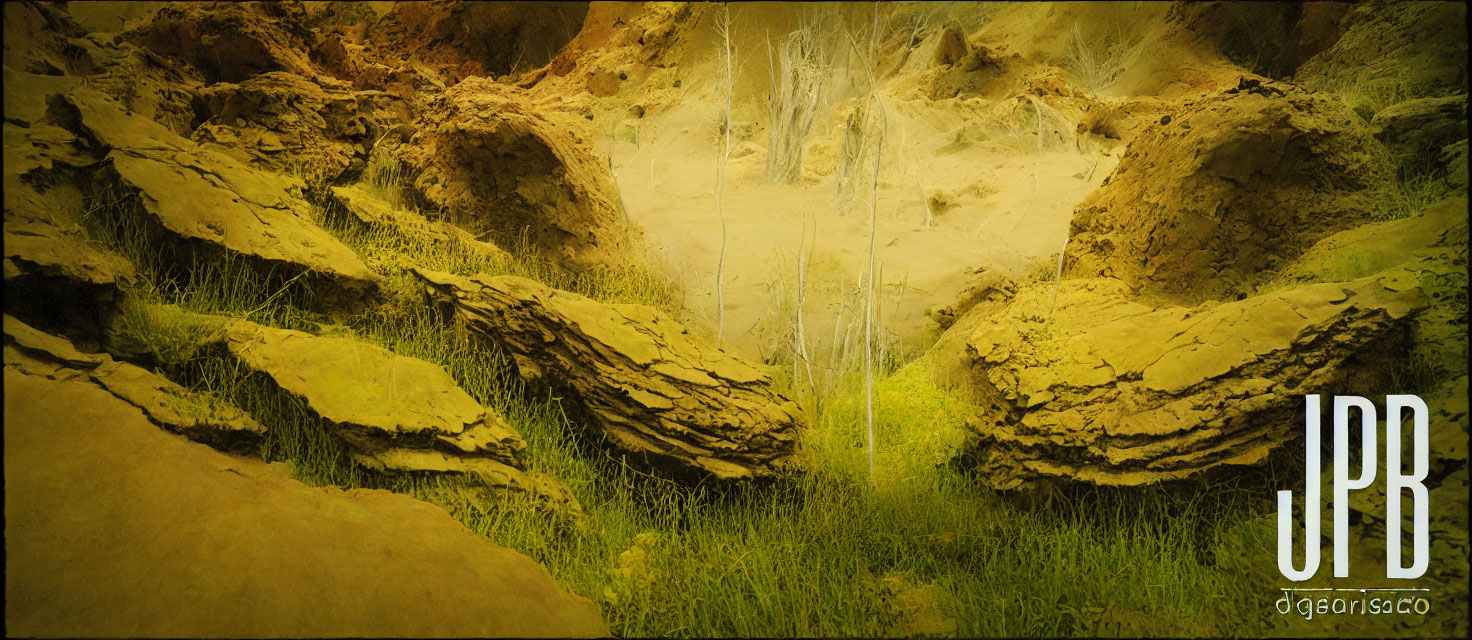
[1377,172,1449,221]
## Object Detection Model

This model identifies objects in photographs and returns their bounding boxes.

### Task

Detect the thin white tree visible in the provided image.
[714,4,735,346]
[845,4,886,485]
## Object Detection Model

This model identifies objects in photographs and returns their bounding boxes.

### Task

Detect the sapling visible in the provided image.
[606,150,633,235]
[648,126,658,190]
[917,174,934,227]
[1030,95,1043,210]
[793,187,816,393]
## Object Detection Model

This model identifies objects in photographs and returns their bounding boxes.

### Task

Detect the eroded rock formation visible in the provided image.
[402,77,636,270]
[1371,94,1469,175]
[3,200,135,345]
[192,71,410,186]
[1065,81,1395,303]
[4,70,134,344]
[324,184,511,264]
[126,1,323,85]
[4,365,607,638]
[949,272,1425,490]
[362,1,589,84]
[50,86,382,311]
[1294,0,1468,103]
[415,268,801,480]
[201,312,578,513]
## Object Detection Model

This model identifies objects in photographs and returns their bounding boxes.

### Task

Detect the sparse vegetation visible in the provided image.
[362,132,415,210]
[106,291,1284,638]
[1320,74,1414,122]
[764,15,830,184]
[1378,172,1449,221]
[1058,13,1149,94]
[715,4,735,346]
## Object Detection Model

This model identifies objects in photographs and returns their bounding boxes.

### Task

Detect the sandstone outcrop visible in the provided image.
[212,316,578,512]
[3,197,135,345]
[414,268,800,480]
[5,75,137,343]
[126,1,323,85]
[1370,94,1469,175]
[1294,0,1468,104]
[362,1,588,84]
[1065,81,1395,303]
[949,272,1425,490]
[6,2,204,137]
[51,86,381,311]
[324,184,510,263]
[401,77,636,270]
[192,71,410,186]
[927,267,1017,330]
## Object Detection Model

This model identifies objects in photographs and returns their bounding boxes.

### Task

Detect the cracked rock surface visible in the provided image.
[1065,82,1394,303]
[415,268,801,480]
[52,86,381,311]
[947,272,1425,489]
[215,315,580,513]
[402,77,637,270]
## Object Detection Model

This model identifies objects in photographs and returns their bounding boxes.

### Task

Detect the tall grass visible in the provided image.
[1319,74,1413,122]
[75,185,318,331]
[111,281,1289,637]
[422,356,1282,638]
[845,13,889,485]
[714,4,736,346]
[362,132,414,210]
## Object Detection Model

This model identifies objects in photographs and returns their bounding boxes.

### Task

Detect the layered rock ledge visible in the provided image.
[415,268,801,481]
[951,272,1425,489]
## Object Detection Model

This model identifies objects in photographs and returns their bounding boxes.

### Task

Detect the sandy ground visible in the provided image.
[611,99,1118,365]
[3,370,607,638]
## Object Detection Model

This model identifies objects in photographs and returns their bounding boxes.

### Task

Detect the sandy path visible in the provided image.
[3,370,608,638]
